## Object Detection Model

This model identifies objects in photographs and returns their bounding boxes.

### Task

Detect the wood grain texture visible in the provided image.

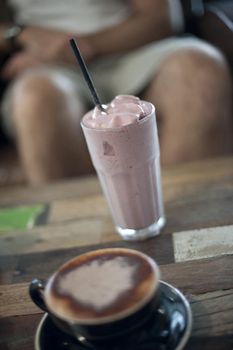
[0,157,233,350]
[1,244,233,296]
[161,255,233,295]
[0,216,119,256]
[0,283,41,318]
[0,236,174,284]
[1,289,233,350]
[187,336,233,350]
[173,225,233,262]
[164,182,233,233]
[0,178,232,256]
[0,314,41,350]
[0,156,232,208]
[48,194,110,224]
[0,175,101,207]
[190,289,233,337]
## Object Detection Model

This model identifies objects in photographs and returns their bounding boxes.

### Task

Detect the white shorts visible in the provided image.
[1,36,217,137]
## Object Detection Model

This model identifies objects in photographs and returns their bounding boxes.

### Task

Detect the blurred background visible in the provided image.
[0,0,232,187]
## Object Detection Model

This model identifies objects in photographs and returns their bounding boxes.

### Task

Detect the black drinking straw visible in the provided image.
[69,38,105,112]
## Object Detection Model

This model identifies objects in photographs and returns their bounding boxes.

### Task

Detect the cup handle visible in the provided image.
[29,278,48,312]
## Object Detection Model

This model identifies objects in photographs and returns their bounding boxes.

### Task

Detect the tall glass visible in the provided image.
[81,102,165,240]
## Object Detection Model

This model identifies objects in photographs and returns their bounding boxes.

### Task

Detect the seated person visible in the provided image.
[0,0,232,185]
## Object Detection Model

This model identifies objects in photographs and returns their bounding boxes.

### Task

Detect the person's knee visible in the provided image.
[15,69,64,104]
[160,42,231,90]
[157,42,232,123]
[149,42,232,154]
[10,67,85,126]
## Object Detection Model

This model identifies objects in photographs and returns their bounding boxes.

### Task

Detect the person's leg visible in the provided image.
[142,43,233,165]
[9,67,93,185]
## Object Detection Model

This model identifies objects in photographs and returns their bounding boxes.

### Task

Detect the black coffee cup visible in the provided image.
[29,248,160,342]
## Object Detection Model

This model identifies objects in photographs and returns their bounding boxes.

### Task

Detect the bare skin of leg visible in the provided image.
[143,44,233,165]
[10,68,94,185]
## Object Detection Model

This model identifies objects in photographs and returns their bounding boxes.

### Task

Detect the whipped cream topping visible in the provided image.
[83,95,152,129]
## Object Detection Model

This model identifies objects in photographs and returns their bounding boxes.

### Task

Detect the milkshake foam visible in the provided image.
[83,95,152,129]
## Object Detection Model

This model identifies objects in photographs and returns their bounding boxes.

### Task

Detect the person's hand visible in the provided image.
[1,26,95,80]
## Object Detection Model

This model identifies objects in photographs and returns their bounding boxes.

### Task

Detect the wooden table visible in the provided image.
[0,156,233,350]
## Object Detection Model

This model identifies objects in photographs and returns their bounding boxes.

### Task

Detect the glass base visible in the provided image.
[116,217,166,241]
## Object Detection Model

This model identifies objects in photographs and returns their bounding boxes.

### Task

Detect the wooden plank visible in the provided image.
[1,241,233,296]
[1,289,233,350]
[173,225,233,262]
[0,157,232,350]
[0,216,119,256]
[0,255,19,284]
[48,184,233,231]
[0,157,232,208]
[190,289,233,336]
[0,283,41,318]
[0,181,232,256]
[48,194,110,224]
[162,156,233,188]
[187,336,233,350]
[2,318,233,350]
[165,186,233,233]
[0,236,174,284]
[1,281,232,331]
[161,255,233,295]
[0,314,41,350]
[2,247,233,298]
[0,158,231,258]
[0,175,101,208]
[2,243,233,296]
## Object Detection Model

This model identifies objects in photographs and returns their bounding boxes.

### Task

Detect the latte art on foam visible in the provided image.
[58,257,136,311]
[45,249,159,324]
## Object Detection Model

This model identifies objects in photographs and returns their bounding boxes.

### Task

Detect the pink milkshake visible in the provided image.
[81,95,165,240]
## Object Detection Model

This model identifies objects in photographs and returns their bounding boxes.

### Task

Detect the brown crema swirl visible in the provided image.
[44,248,159,325]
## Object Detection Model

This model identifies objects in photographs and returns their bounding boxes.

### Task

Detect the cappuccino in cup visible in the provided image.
[30,248,160,341]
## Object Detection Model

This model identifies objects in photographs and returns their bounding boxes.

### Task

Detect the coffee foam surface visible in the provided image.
[58,256,135,310]
[45,249,158,324]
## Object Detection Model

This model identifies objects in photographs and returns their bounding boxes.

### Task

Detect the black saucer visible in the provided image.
[35,281,192,350]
